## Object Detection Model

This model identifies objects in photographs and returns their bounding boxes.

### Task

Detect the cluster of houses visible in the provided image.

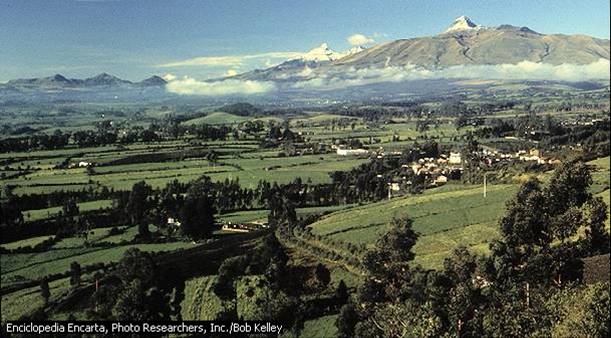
[406,152,463,187]
[482,148,559,165]
[394,148,559,193]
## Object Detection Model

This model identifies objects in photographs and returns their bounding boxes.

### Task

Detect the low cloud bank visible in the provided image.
[294,59,611,90]
[165,76,275,96]
[163,59,609,95]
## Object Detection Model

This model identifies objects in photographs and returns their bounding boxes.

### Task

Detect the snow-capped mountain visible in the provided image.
[295,43,346,62]
[443,15,483,34]
[228,42,369,82]
[336,16,609,68]
[346,45,366,55]
[225,15,609,91]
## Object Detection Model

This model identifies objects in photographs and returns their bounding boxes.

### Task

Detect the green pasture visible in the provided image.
[0,236,54,250]
[218,204,357,224]
[182,112,250,125]
[22,199,114,222]
[297,314,339,338]
[1,242,196,285]
[1,277,71,321]
[181,275,234,320]
[309,184,518,269]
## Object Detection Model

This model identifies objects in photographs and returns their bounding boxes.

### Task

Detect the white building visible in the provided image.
[449,152,462,165]
[434,175,448,184]
[337,148,369,156]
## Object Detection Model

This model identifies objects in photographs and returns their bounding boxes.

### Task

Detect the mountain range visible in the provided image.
[232,16,609,82]
[5,73,166,90]
[1,16,609,101]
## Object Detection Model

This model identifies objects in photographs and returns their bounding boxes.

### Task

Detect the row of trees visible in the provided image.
[0,121,233,153]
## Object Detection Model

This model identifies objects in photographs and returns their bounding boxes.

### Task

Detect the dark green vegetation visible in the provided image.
[329,161,610,337]
[1,89,609,337]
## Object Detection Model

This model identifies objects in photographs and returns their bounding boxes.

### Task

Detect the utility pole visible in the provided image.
[483,173,487,198]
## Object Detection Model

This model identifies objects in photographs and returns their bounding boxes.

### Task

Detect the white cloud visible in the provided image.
[162,73,177,81]
[292,59,611,90]
[224,69,239,77]
[165,76,275,96]
[157,51,303,68]
[162,59,609,96]
[347,34,375,46]
[264,59,281,68]
[158,56,245,68]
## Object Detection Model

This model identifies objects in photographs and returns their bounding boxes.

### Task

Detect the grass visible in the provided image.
[0,236,53,250]
[309,184,518,269]
[3,148,367,194]
[297,314,338,338]
[588,157,610,229]
[52,226,134,249]
[181,275,235,320]
[183,112,250,125]
[1,277,71,321]
[207,156,368,188]
[1,242,197,285]
[311,184,514,238]
[23,199,114,222]
[218,205,357,225]
[236,275,289,320]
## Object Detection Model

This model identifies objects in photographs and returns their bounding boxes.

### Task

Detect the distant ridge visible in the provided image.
[6,73,167,89]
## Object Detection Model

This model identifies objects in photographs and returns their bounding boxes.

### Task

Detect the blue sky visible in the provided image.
[1,0,609,82]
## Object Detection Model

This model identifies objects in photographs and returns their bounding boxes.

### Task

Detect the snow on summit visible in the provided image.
[443,16,483,33]
[296,43,345,62]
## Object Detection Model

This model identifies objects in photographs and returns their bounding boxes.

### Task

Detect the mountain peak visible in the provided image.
[299,43,345,62]
[92,73,115,79]
[443,16,482,33]
[84,73,130,85]
[50,74,69,82]
[138,75,167,86]
[347,45,366,55]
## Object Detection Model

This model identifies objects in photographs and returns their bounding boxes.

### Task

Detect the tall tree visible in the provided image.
[583,196,610,254]
[62,198,79,217]
[40,278,50,305]
[336,303,359,338]
[362,215,418,301]
[180,178,216,240]
[70,261,81,287]
[126,181,152,227]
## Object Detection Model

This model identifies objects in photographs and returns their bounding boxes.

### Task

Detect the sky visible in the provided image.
[0,0,609,82]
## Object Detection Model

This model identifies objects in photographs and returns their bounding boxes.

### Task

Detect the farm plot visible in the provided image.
[218,204,357,225]
[208,156,368,187]
[1,242,197,285]
[1,277,71,321]
[309,184,518,269]
[182,112,250,125]
[22,199,114,222]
